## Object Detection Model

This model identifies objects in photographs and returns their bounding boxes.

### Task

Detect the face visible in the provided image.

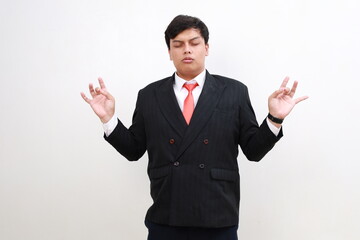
[168,28,209,80]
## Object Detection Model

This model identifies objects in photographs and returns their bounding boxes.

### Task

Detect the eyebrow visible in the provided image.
[172,36,201,43]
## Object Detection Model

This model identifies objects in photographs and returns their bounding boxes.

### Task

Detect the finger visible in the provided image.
[98,88,114,100]
[284,87,291,95]
[270,88,286,99]
[80,92,91,104]
[280,76,290,89]
[294,95,309,104]
[95,87,101,94]
[289,81,299,98]
[89,83,96,98]
[98,77,106,89]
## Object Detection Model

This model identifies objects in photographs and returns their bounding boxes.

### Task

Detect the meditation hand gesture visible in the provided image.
[81,77,115,123]
[268,77,308,126]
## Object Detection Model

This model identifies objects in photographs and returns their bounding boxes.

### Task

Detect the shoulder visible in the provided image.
[139,75,173,92]
[210,73,248,90]
[143,76,173,90]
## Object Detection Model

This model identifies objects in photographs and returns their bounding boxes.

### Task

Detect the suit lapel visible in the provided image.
[175,71,226,160]
[155,75,188,137]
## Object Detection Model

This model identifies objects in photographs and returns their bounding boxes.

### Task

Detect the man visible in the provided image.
[81,15,308,240]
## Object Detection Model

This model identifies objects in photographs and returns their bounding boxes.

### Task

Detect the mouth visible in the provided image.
[182,57,194,63]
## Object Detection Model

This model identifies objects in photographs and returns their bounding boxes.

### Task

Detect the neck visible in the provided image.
[176,68,205,81]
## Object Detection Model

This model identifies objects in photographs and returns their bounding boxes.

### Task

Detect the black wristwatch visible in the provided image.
[267,113,284,124]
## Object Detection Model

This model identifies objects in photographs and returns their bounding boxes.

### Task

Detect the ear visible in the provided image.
[168,48,173,61]
[205,43,209,56]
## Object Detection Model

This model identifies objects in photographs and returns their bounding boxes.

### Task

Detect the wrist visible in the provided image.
[266,118,281,136]
[267,113,284,124]
[103,115,118,137]
[100,115,113,124]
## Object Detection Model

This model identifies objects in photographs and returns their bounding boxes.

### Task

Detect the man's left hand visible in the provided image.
[268,77,308,126]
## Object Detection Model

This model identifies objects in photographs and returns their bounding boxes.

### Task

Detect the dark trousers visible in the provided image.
[145,220,238,240]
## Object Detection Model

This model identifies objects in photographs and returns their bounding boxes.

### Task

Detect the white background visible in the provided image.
[1,0,359,239]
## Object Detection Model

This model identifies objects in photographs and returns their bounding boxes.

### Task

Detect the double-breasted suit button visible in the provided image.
[199,164,205,169]
[173,161,180,167]
[203,139,209,145]
[169,139,175,144]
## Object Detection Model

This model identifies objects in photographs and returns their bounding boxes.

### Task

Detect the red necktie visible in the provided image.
[183,83,198,125]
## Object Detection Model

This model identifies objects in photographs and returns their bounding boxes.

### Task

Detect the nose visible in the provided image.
[184,49,192,54]
[184,43,192,54]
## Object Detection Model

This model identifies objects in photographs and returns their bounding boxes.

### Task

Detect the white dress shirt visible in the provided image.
[103,70,280,137]
[173,69,206,111]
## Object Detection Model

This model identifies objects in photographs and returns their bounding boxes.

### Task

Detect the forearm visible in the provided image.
[104,119,147,161]
[240,118,283,162]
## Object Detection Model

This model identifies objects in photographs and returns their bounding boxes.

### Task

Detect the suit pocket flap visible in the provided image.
[149,165,170,179]
[210,168,238,182]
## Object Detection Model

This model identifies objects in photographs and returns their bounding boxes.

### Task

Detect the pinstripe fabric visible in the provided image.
[145,220,238,240]
[105,70,283,228]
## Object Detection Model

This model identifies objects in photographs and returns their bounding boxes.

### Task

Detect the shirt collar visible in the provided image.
[174,69,206,92]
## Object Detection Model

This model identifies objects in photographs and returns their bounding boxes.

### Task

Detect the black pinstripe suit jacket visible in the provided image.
[105,70,283,228]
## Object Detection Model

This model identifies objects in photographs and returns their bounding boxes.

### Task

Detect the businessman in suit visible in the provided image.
[81,15,308,240]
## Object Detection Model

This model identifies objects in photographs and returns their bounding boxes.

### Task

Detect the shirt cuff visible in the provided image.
[266,117,281,136]
[103,115,118,137]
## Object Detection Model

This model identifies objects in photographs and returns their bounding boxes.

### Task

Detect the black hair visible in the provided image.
[164,15,209,50]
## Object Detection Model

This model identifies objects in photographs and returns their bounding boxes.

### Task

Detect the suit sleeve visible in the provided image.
[238,86,283,161]
[104,89,147,161]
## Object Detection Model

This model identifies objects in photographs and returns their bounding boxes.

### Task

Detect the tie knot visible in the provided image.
[183,83,198,92]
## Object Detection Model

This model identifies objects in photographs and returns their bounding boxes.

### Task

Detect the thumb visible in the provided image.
[294,95,309,104]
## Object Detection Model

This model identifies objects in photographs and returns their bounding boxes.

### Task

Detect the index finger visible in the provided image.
[280,76,290,89]
[98,77,106,89]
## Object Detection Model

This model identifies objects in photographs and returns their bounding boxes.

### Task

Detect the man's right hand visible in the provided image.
[81,77,115,123]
